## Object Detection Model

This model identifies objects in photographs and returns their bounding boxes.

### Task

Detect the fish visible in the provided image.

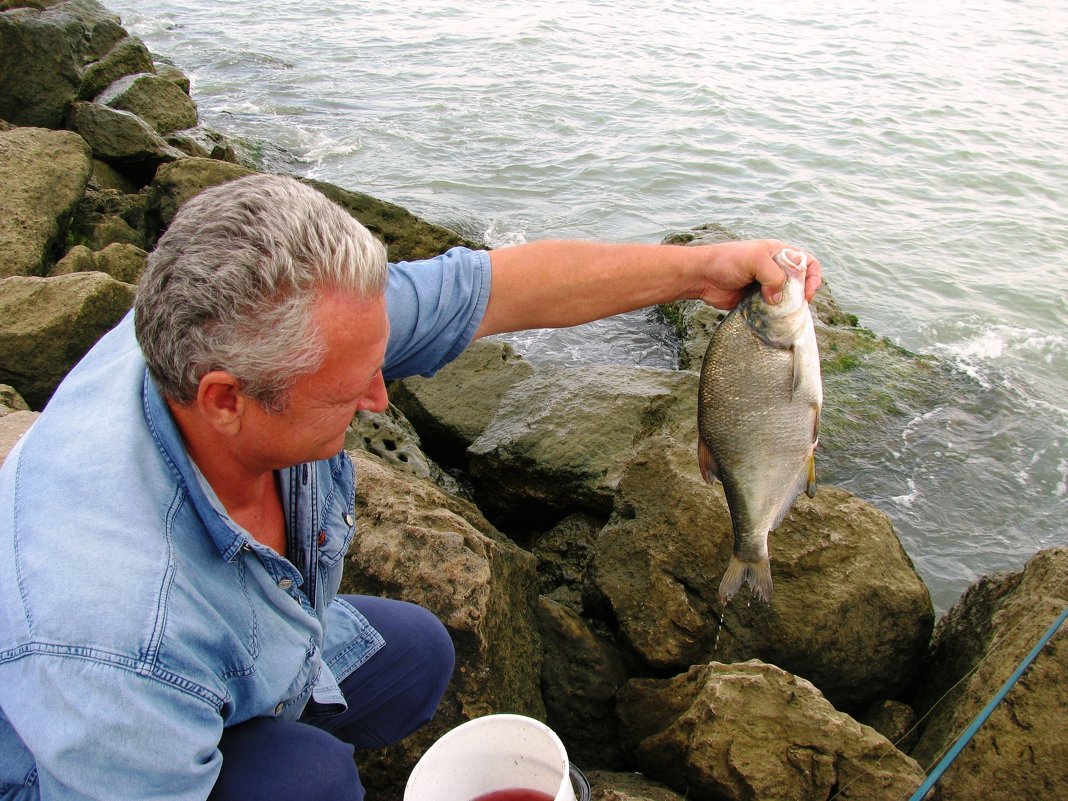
[697,248,822,605]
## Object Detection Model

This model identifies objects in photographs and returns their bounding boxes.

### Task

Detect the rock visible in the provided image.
[0,384,30,415]
[90,242,146,282]
[50,243,95,275]
[339,449,544,801]
[65,100,185,180]
[468,366,697,530]
[51,241,146,282]
[585,770,689,801]
[89,158,137,192]
[617,661,926,801]
[909,548,1067,800]
[859,699,919,753]
[537,596,633,770]
[67,186,149,250]
[390,338,535,468]
[302,178,481,262]
[0,409,39,467]
[95,72,197,135]
[591,437,933,711]
[533,512,603,612]
[148,156,257,229]
[344,404,466,499]
[0,272,135,408]
[79,35,155,101]
[154,62,191,94]
[0,0,122,127]
[166,125,238,163]
[0,127,93,277]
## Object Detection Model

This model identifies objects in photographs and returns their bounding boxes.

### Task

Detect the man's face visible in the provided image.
[240,289,390,470]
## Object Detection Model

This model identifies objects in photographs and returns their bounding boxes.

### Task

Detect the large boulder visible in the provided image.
[339,450,544,801]
[65,99,185,179]
[537,596,634,770]
[0,272,135,408]
[591,436,933,711]
[148,157,256,229]
[0,127,93,277]
[909,548,1067,800]
[303,178,480,262]
[617,661,926,801]
[0,0,123,128]
[95,72,198,135]
[78,35,155,101]
[390,338,536,467]
[50,242,146,283]
[467,365,697,530]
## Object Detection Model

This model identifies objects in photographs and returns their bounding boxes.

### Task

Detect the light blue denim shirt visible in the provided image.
[0,248,491,801]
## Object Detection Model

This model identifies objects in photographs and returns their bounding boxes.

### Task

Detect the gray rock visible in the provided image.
[166,125,238,163]
[591,437,933,711]
[0,0,121,127]
[468,365,697,527]
[390,338,535,467]
[344,404,465,498]
[0,127,92,277]
[909,547,1068,800]
[340,449,544,801]
[66,100,185,167]
[96,72,197,135]
[617,661,926,801]
[0,272,135,408]
[154,62,191,94]
[79,35,154,101]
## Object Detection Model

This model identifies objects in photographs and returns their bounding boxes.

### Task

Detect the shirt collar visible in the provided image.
[141,370,249,561]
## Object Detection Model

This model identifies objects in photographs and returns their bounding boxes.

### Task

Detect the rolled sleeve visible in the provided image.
[383,247,491,380]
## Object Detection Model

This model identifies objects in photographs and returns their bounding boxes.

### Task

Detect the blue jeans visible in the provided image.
[208,596,455,801]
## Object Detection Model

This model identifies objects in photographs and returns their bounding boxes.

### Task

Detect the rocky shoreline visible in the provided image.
[2,2,1065,800]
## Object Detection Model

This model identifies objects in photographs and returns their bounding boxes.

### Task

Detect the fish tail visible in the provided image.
[718,556,774,605]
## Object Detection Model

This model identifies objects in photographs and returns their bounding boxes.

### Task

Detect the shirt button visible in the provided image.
[274,702,284,715]
[317,530,327,546]
[278,578,293,590]
[343,511,354,526]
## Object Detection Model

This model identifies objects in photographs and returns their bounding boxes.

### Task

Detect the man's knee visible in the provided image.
[212,718,364,801]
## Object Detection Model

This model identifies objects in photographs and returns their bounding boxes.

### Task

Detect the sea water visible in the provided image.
[104,0,1068,614]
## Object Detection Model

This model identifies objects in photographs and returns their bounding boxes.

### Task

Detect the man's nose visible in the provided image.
[358,373,389,414]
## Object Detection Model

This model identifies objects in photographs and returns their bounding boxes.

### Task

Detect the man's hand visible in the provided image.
[696,239,822,310]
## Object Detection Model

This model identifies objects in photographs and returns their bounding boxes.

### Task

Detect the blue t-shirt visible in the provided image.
[0,248,491,801]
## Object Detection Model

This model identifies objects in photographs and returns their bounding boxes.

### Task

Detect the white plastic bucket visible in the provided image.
[404,714,577,801]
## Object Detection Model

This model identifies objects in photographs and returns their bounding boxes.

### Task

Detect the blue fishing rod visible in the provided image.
[907,604,1068,801]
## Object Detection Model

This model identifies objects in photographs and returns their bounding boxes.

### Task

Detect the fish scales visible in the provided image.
[697,248,822,605]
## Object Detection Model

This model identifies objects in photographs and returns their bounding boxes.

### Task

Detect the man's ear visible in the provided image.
[196,371,246,435]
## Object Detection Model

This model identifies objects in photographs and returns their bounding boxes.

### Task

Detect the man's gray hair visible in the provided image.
[135,174,388,412]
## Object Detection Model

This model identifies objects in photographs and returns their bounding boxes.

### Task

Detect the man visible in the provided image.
[0,174,820,800]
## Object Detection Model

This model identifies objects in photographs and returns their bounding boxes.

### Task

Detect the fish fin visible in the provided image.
[698,438,720,484]
[718,556,774,605]
[791,345,803,399]
[805,450,817,498]
[806,402,819,498]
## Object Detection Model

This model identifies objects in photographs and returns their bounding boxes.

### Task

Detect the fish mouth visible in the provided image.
[774,248,807,275]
